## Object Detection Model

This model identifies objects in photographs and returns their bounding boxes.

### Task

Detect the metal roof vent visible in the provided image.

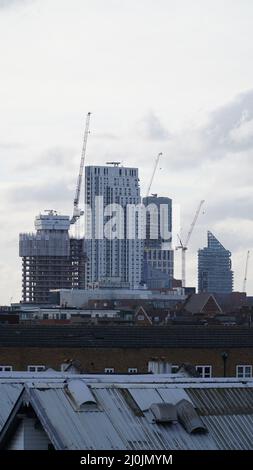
[176,399,207,434]
[150,403,177,423]
[66,380,98,411]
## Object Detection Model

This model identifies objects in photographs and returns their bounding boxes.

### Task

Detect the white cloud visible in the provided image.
[0,0,253,303]
[136,111,170,141]
[0,0,31,8]
[229,118,253,146]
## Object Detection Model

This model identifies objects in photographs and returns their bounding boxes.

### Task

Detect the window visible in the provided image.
[236,365,252,378]
[0,365,13,372]
[128,368,138,374]
[104,368,114,374]
[196,365,212,378]
[171,365,179,374]
[28,365,46,372]
[148,360,172,374]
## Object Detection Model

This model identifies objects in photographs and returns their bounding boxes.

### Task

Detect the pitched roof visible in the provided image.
[184,293,222,314]
[134,306,152,324]
[1,374,253,450]
[0,324,253,348]
[0,383,23,433]
[214,292,247,312]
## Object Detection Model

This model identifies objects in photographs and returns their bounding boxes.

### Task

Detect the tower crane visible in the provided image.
[70,112,91,225]
[176,199,205,288]
[145,152,163,198]
[243,250,250,293]
[143,152,163,253]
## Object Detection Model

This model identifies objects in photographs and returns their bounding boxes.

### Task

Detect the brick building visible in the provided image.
[1,325,253,378]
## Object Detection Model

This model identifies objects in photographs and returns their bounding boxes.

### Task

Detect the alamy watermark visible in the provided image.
[83,196,181,248]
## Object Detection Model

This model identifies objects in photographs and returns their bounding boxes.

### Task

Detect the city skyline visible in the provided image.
[0,0,252,303]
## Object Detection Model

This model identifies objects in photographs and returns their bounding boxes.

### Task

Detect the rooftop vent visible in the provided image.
[150,403,177,423]
[66,380,98,411]
[176,399,207,434]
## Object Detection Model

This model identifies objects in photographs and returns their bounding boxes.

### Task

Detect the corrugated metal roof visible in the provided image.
[128,386,194,411]
[202,415,253,450]
[25,382,220,449]
[128,388,163,411]
[1,375,253,449]
[1,372,253,385]
[157,387,195,405]
[0,383,23,431]
[187,387,253,415]
[28,387,124,450]
[94,387,217,450]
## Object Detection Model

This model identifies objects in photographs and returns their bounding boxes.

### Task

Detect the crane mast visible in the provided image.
[243,250,250,293]
[70,112,91,225]
[143,152,163,253]
[145,152,162,198]
[184,200,205,247]
[177,200,205,288]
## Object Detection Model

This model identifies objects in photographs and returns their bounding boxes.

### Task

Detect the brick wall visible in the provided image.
[0,346,253,377]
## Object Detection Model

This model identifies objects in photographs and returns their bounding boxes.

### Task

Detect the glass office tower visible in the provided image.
[198,231,233,294]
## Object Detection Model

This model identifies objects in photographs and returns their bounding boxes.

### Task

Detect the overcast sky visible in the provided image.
[0,0,252,304]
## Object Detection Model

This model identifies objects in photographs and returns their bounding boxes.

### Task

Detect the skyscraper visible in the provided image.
[142,195,174,289]
[19,212,86,303]
[198,231,233,294]
[84,164,143,289]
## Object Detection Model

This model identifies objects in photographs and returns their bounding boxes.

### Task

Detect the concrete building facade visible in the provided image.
[85,164,143,289]
[50,286,186,309]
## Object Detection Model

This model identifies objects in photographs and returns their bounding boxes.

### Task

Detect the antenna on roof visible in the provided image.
[44,210,58,216]
[106,162,121,167]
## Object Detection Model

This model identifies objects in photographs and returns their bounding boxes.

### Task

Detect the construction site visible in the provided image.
[18,113,250,304]
[19,213,86,303]
[19,113,92,304]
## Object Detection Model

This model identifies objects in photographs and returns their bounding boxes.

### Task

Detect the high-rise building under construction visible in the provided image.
[19,211,86,304]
